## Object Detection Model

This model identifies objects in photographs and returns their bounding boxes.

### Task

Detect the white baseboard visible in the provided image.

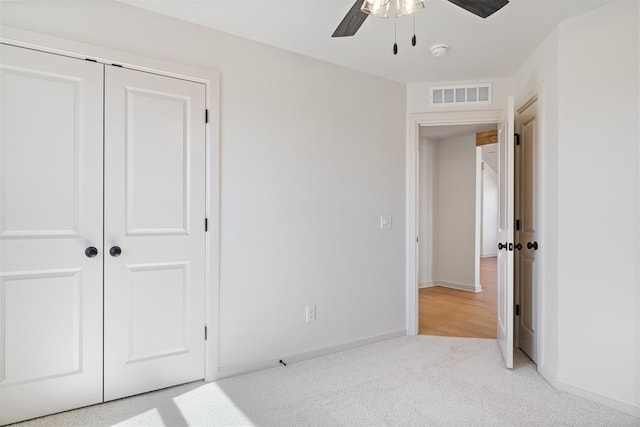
[433,281,482,293]
[419,281,435,288]
[481,253,497,258]
[556,378,640,417]
[215,330,406,380]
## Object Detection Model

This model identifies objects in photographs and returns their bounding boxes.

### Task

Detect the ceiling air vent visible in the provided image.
[430,83,492,106]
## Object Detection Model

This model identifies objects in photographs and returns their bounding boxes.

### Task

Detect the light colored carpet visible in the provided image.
[17,336,639,426]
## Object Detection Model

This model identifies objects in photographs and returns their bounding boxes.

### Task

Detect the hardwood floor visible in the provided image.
[419,257,497,338]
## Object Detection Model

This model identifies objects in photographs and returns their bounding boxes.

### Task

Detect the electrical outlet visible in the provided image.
[305,305,316,323]
[380,215,392,230]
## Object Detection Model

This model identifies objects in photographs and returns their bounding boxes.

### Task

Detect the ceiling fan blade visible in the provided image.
[447,0,509,18]
[332,0,368,37]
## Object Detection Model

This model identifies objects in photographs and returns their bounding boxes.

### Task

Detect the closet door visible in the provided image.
[0,45,104,424]
[103,66,206,401]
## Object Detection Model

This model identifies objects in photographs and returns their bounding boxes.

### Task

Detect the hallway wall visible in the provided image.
[418,137,436,286]
[481,165,498,257]
[432,134,477,290]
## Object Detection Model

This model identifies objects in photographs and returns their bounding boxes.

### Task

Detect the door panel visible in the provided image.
[127,262,190,362]
[103,66,206,401]
[521,254,535,332]
[0,45,104,425]
[126,88,191,235]
[3,269,82,384]
[497,97,515,369]
[2,68,80,237]
[517,100,538,361]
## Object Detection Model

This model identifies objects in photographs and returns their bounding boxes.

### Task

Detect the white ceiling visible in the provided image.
[419,123,496,140]
[420,123,498,172]
[119,0,608,83]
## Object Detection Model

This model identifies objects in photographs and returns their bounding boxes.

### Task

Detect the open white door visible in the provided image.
[497,97,515,369]
[516,98,538,362]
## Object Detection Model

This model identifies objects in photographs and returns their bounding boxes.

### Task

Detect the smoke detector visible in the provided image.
[430,44,449,58]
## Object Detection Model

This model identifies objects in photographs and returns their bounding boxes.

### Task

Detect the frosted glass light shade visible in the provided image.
[361,0,391,18]
[361,0,424,18]
[396,0,424,17]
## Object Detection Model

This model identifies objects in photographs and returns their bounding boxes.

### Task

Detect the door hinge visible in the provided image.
[516,219,520,231]
[205,109,209,124]
[515,133,521,146]
[416,236,419,243]
[515,304,520,316]
[205,218,209,232]
[205,326,208,341]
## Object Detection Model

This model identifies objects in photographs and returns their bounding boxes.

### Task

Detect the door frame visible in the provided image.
[406,109,501,335]
[0,25,222,381]
[407,92,546,371]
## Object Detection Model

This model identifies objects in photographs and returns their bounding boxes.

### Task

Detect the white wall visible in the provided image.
[556,1,639,413]
[512,24,561,385]
[0,1,408,371]
[418,137,436,286]
[512,0,640,415]
[481,144,498,174]
[432,134,477,289]
[481,165,498,257]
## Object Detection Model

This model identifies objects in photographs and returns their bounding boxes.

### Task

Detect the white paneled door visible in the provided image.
[0,45,104,424]
[516,99,538,362]
[103,67,206,401]
[497,96,515,369]
[1,45,207,423]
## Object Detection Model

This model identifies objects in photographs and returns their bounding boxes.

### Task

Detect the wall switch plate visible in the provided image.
[380,215,392,230]
[306,305,316,323]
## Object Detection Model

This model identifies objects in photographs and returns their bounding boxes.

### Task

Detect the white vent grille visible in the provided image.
[430,83,492,106]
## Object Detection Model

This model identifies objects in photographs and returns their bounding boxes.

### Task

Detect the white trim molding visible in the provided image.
[433,281,482,293]
[216,330,406,380]
[419,281,482,292]
[556,378,640,417]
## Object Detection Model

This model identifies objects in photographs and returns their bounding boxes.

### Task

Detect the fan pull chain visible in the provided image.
[412,12,417,47]
[393,14,398,55]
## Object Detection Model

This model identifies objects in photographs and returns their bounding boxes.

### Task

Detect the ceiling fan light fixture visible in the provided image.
[361,0,423,19]
[361,0,391,18]
[396,0,424,17]
[332,0,509,38]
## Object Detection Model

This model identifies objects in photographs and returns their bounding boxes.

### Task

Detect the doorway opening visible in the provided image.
[417,123,498,338]
[406,95,542,369]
